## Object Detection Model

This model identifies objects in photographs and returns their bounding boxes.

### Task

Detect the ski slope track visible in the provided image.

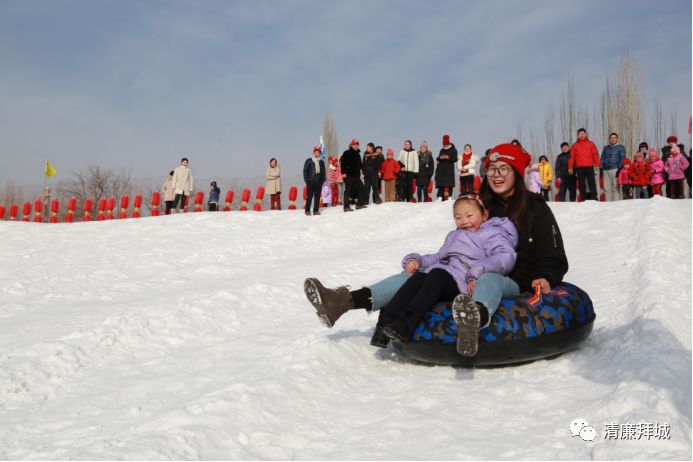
[0,197,690,460]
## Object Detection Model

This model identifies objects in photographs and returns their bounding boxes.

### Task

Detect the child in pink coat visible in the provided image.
[665,145,690,199]
[617,158,633,200]
[648,149,665,196]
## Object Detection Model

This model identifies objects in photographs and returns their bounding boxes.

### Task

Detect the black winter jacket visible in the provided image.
[362,152,384,176]
[303,158,326,184]
[435,144,458,188]
[486,194,569,292]
[341,148,362,177]
[555,152,573,179]
[417,152,435,183]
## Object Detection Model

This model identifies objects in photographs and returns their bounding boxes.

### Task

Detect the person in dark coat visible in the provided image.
[555,142,576,202]
[435,134,458,200]
[208,181,221,211]
[417,141,435,202]
[340,139,367,212]
[362,142,384,204]
[303,146,326,216]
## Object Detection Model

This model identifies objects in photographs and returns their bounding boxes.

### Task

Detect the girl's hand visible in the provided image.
[531,278,551,294]
[467,279,476,295]
[405,260,419,275]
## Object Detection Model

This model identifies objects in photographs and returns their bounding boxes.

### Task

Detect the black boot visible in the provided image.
[381,317,411,344]
[370,325,390,348]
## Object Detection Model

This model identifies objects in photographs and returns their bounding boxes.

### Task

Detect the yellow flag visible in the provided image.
[45,161,57,178]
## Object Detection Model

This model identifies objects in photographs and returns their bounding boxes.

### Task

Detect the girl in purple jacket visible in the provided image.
[377,196,518,346]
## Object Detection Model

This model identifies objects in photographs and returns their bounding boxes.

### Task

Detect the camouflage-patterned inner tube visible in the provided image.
[394,282,595,367]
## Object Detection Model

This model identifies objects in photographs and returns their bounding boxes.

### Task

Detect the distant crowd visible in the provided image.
[158,131,691,215]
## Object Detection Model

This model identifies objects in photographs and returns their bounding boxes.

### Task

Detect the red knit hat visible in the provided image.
[667,135,678,144]
[622,158,632,167]
[350,138,360,146]
[313,146,321,153]
[484,143,532,179]
[442,134,451,146]
[386,148,394,157]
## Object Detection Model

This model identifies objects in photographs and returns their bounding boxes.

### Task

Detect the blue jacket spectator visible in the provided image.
[601,143,626,171]
[555,151,571,178]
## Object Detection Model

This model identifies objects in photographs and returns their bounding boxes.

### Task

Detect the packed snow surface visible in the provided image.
[0,197,690,460]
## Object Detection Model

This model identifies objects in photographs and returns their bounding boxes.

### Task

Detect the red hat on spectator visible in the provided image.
[350,139,360,146]
[386,148,394,157]
[313,146,321,153]
[667,135,678,144]
[442,134,451,146]
[484,143,532,179]
[329,156,337,165]
[622,158,632,167]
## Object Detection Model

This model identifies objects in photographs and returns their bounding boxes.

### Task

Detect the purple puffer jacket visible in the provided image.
[402,217,518,294]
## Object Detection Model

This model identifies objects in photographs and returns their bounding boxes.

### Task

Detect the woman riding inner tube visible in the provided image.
[305,142,573,361]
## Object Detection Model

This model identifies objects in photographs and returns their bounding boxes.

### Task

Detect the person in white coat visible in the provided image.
[398,140,419,202]
[171,157,194,213]
[457,144,479,196]
[162,171,175,215]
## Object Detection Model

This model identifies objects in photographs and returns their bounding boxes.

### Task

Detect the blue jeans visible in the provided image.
[369,272,410,312]
[633,185,649,199]
[367,271,520,319]
[471,273,520,321]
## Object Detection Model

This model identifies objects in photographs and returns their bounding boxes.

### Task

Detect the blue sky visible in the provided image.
[1,0,691,186]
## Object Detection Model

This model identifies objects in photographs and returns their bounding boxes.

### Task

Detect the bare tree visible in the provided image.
[559,78,578,144]
[543,105,557,164]
[614,51,643,156]
[323,113,339,158]
[668,110,679,142]
[651,96,664,150]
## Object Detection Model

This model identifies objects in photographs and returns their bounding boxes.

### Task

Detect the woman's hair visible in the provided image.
[169,170,174,176]
[479,170,531,232]
[538,155,549,163]
[269,157,277,165]
[464,144,472,149]
[366,142,375,152]
[453,196,485,214]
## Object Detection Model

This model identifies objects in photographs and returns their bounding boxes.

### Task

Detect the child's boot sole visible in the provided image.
[451,294,481,357]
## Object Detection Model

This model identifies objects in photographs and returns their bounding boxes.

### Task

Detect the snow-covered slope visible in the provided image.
[0,197,690,460]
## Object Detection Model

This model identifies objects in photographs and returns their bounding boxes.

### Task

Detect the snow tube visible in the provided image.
[392,282,595,367]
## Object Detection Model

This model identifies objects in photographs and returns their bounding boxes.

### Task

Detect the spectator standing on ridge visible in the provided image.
[417,141,435,202]
[162,170,175,215]
[568,128,600,201]
[664,145,690,199]
[457,144,479,196]
[380,148,401,202]
[661,135,679,198]
[629,151,652,199]
[266,157,282,210]
[398,140,419,202]
[303,146,326,216]
[538,155,553,201]
[647,149,665,197]
[435,134,458,200]
[600,132,626,201]
[362,142,384,204]
[555,142,576,202]
[171,157,194,213]
[340,139,367,212]
[208,181,220,211]
[327,157,343,206]
[618,158,633,200]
